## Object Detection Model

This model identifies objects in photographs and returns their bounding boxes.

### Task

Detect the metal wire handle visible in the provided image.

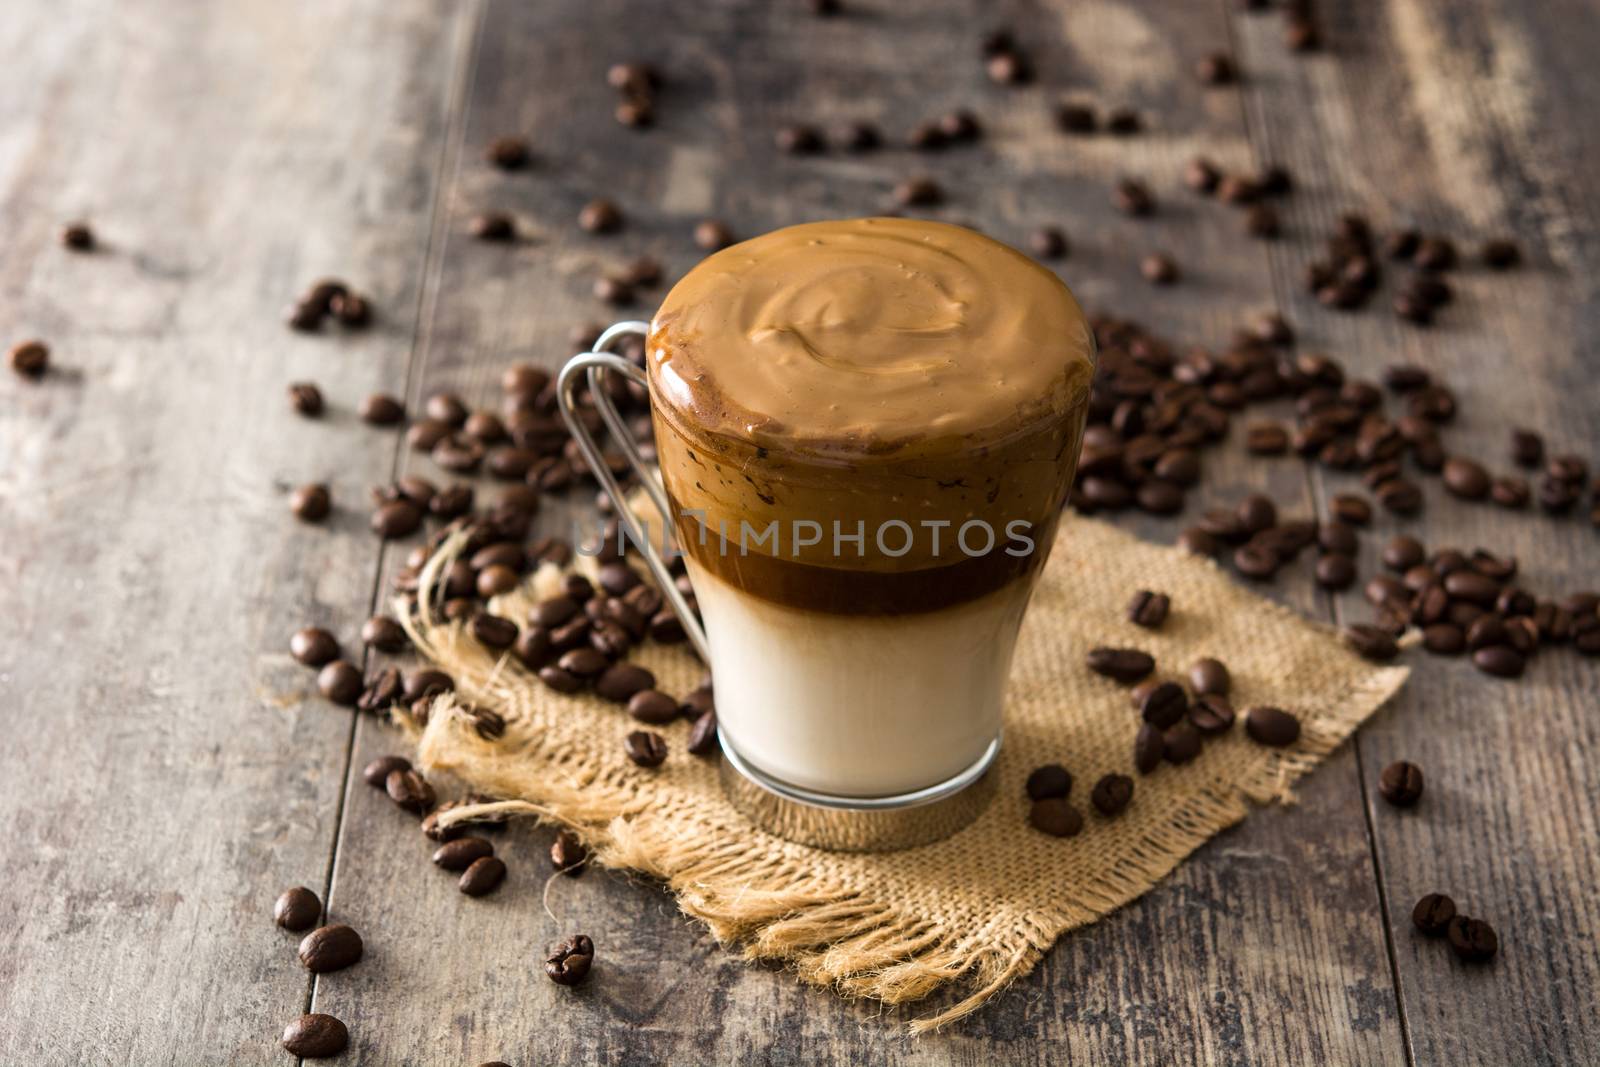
[556,321,711,664]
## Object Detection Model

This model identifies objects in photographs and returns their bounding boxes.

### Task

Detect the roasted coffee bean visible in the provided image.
[1025,764,1072,801]
[288,381,324,418]
[403,668,454,703]
[470,211,515,241]
[471,613,519,650]
[1315,553,1357,591]
[1185,156,1221,194]
[363,754,410,788]
[1317,520,1358,556]
[356,667,402,714]
[622,690,674,726]
[424,391,468,426]
[986,50,1032,85]
[8,339,50,379]
[558,648,608,679]
[1114,179,1154,217]
[1187,657,1230,697]
[1375,478,1423,515]
[1466,615,1507,652]
[1382,535,1425,572]
[433,836,495,871]
[1233,543,1279,579]
[546,934,595,985]
[687,710,720,756]
[533,594,581,629]
[1134,723,1165,773]
[598,562,642,595]
[614,97,653,127]
[595,663,655,703]
[1127,590,1171,629]
[1245,705,1300,747]
[1177,527,1220,557]
[298,924,364,973]
[1489,476,1529,509]
[1413,235,1457,271]
[286,299,323,331]
[290,483,332,523]
[1135,480,1184,515]
[1509,428,1543,468]
[905,119,948,151]
[1155,448,1201,486]
[1217,173,1260,204]
[548,616,591,653]
[1188,693,1236,735]
[1443,570,1500,606]
[551,829,587,876]
[359,614,406,653]
[1378,760,1424,807]
[1106,107,1141,134]
[1029,226,1069,259]
[834,120,882,152]
[486,135,529,169]
[1162,720,1203,765]
[624,729,668,767]
[1328,493,1371,526]
[274,886,321,931]
[1447,915,1498,963]
[1442,456,1490,500]
[578,198,622,234]
[1056,102,1097,133]
[1244,203,1281,239]
[386,768,436,814]
[282,1014,348,1059]
[290,627,341,667]
[1029,797,1084,837]
[1236,494,1277,533]
[1472,645,1525,678]
[1196,52,1236,85]
[1413,893,1456,936]
[1141,253,1179,285]
[1344,624,1399,662]
[1421,623,1465,655]
[1245,421,1288,454]
[371,500,422,539]
[892,176,942,207]
[1090,773,1134,816]
[459,855,508,896]
[476,564,519,598]
[1481,238,1519,269]
[316,660,363,706]
[59,220,95,250]
[1086,647,1155,684]
[774,123,824,155]
[1139,681,1189,729]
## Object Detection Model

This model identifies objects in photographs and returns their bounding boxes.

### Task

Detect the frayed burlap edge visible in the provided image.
[396,522,1408,1033]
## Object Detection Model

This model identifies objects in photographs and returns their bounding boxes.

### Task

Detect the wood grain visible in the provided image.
[314,1,1403,1063]
[0,1,469,1063]
[1226,1,1600,1064]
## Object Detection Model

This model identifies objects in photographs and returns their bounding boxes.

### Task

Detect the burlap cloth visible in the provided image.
[403,512,1407,1031]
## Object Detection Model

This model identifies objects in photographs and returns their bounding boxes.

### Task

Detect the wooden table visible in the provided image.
[3,1,1597,1063]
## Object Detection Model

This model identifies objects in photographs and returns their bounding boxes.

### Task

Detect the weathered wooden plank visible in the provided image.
[1227,1,1600,1064]
[317,0,1404,1062]
[0,1,468,1063]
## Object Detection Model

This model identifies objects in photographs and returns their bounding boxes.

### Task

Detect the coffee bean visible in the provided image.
[1106,107,1141,134]
[558,648,608,679]
[361,758,411,794]
[1244,204,1281,239]
[551,829,587,876]
[539,665,583,693]
[1236,493,1278,533]
[403,668,454,704]
[1195,52,1236,85]
[1422,624,1464,655]
[625,730,668,767]
[1413,893,1456,936]
[1510,428,1543,468]
[1378,760,1424,807]
[1447,915,1498,963]
[1127,590,1171,629]
[834,120,881,152]
[1481,238,1519,269]
[1056,102,1097,133]
[469,211,515,241]
[1177,527,1220,556]
[282,1014,348,1059]
[1141,253,1179,284]
[1443,570,1500,606]
[1217,174,1260,204]
[1185,156,1221,194]
[459,855,508,896]
[687,710,719,756]
[1314,553,1357,590]
[59,220,95,250]
[1375,478,1423,516]
[614,97,653,127]
[287,381,325,418]
[1026,763,1072,800]
[1233,543,1279,579]
[1442,456,1490,500]
[1134,723,1165,773]
[1136,480,1185,515]
[1029,226,1068,259]
[290,483,331,523]
[274,886,321,931]
[1381,535,1425,572]
[578,198,622,234]
[1162,721,1202,765]
[598,562,641,595]
[1285,13,1320,50]
[433,836,495,871]
[371,500,422,539]
[1086,647,1155,684]
[986,50,1032,85]
[546,934,595,985]
[595,663,655,703]
[1188,693,1236,735]
[1328,493,1371,526]
[290,627,340,667]
[314,660,362,706]
[1245,421,1288,454]
[1489,476,1529,509]
[486,136,529,169]
[298,924,363,973]
[1472,645,1525,678]
[1344,624,1399,662]
[7,339,49,379]
[1029,797,1084,837]
[906,120,947,151]
[471,613,519,650]
[1245,705,1300,747]
[1466,614,1508,652]
[1090,773,1134,816]
[386,768,436,814]
[1139,681,1189,729]
[1113,179,1154,217]
[892,176,942,207]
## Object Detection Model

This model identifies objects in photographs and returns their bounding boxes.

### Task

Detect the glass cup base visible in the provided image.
[716,729,1000,852]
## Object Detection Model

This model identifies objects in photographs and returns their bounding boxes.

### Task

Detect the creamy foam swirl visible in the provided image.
[649,217,1095,458]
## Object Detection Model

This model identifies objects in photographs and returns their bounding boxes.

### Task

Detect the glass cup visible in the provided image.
[559,219,1093,848]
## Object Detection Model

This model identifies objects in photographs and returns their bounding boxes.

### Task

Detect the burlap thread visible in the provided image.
[401,513,1407,1031]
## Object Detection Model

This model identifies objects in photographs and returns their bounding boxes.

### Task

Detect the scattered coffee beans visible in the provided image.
[298,924,364,973]
[273,886,321,931]
[1244,706,1300,747]
[1086,647,1155,684]
[1025,764,1072,800]
[1090,773,1134,816]
[546,934,595,985]
[1126,590,1171,628]
[1378,760,1424,806]
[282,1014,348,1059]
[459,855,507,896]
[625,730,668,767]
[1030,798,1085,837]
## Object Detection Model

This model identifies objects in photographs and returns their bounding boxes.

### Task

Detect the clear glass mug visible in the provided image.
[559,320,1090,837]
